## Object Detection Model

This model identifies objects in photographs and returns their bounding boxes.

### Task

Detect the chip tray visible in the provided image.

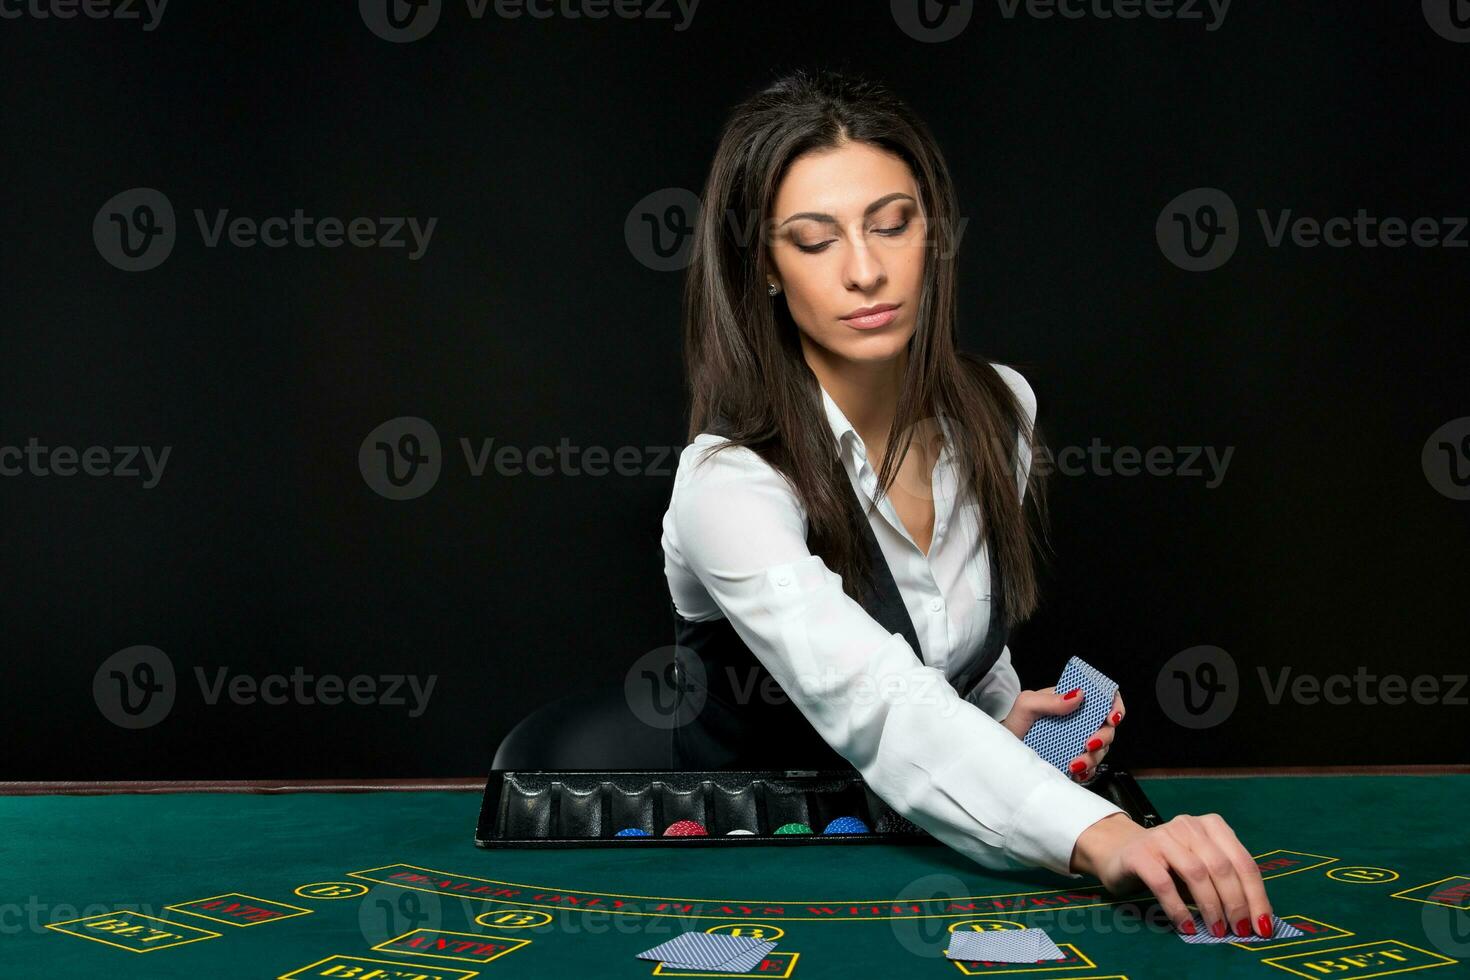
[474,764,1160,847]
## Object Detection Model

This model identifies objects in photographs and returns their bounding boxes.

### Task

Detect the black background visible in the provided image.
[2,1,1466,779]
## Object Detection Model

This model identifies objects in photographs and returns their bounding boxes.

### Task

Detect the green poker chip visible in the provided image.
[773,822,813,835]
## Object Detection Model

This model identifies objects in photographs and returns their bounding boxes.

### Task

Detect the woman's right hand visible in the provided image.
[1070,811,1276,939]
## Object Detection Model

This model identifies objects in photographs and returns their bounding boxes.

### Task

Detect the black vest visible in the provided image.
[669,425,1015,770]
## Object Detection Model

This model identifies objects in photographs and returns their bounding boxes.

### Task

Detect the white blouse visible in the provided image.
[660,364,1124,877]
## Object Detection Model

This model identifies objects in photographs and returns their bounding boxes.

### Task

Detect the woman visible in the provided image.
[495,67,1276,942]
[662,67,1275,941]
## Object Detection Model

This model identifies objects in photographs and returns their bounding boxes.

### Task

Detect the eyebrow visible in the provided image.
[775,192,916,229]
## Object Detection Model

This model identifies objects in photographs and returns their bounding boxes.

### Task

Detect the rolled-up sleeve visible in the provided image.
[669,441,1124,878]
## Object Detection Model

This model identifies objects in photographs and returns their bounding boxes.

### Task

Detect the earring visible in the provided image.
[767,281,779,296]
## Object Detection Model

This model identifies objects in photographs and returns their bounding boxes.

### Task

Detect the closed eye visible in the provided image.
[795,220,911,254]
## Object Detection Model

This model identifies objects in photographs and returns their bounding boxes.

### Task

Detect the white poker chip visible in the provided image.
[725,829,755,836]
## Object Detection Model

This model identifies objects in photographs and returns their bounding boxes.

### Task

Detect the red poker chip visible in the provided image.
[662,820,709,837]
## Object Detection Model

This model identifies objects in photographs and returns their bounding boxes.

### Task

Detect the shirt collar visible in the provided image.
[818,383,861,459]
[817,383,954,469]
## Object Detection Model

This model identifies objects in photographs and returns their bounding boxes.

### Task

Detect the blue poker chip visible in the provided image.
[614,827,651,837]
[822,816,870,835]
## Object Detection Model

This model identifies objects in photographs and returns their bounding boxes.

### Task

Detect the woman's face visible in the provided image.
[766,140,928,367]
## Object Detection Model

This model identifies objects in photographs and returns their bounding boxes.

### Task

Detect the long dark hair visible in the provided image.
[681,67,1048,627]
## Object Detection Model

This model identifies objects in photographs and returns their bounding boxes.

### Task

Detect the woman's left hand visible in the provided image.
[1068,690,1125,782]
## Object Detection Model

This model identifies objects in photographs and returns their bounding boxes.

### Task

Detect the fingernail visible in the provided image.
[1111,711,1122,724]
[1069,759,1086,773]
[1087,737,1103,751]
[1179,918,1196,935]
[1210,920,1226,939]
[1256,913,1273,937]
[1063,688,1081,700]
[1235,918,1250,937]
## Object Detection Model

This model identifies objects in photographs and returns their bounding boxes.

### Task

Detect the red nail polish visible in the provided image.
[1235,918,1250,937]
[1063,688,1081,700]
[1069,759,1086,773]
[1210,920,1226,939]
[1111,711,1122,724]
[1256,913,1273,937]
[1179,917,1196,935]
[1087,737,1103,751]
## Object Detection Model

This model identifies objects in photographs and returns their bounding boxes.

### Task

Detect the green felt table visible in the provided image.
[5,776,1467,979]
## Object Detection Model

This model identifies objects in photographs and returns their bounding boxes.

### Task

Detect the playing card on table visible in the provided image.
[1023,656,1118,772]
[636,931,771,968]
[698,940,779,972]
[1175,913,1305,944]
[946,928,1067,963]
[1021,929,1066,959]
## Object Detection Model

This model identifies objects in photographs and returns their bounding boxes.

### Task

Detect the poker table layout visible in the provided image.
[6,772,1468,980]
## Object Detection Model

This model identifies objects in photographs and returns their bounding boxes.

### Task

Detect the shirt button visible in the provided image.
[776,574,791,586]
[929,597,943,612]
[936,522,946,535]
